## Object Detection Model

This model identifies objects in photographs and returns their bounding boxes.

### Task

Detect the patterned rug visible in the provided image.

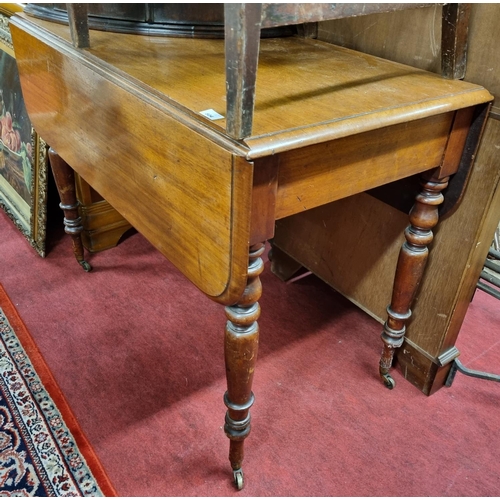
[0,284,116,496]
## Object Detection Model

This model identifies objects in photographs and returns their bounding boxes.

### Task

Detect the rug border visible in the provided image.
[0,282,117,497]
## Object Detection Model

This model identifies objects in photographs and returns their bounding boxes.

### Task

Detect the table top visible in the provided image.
[9,13,493,305]
[13,13,492,158]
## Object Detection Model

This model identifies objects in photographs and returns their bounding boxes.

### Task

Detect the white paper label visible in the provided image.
[200,109,225,120]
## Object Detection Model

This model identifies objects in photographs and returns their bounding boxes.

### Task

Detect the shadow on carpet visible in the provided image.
[0,283,116,496]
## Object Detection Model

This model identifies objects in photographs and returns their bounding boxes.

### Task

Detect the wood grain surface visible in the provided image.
[319,4,499,117]
[274,114,453,219]
[10,19,254,304]
[10,14,492,158]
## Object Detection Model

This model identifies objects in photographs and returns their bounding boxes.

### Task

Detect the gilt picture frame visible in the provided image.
[0,10,48,257]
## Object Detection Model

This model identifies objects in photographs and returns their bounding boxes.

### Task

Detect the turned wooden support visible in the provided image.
[380,171,449,388]
[223,242,264,489]
[48,148,91,272]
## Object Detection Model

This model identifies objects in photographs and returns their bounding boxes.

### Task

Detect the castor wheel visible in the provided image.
[233,468,244,490]
[381,373,396,390]
[78,260,92,272]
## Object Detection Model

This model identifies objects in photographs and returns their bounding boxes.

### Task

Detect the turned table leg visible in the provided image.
[223,243,264,490]
[48,148,91,272]
[380,171,449,389]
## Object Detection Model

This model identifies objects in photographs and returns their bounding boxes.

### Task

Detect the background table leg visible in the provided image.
[48,148,91,272]
[380,171,449,388]
[223,243,264,489]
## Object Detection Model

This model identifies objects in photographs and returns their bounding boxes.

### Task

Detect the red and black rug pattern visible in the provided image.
[0,284,116,496]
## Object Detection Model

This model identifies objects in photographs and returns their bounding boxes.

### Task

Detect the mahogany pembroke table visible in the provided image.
[10,4,492,490]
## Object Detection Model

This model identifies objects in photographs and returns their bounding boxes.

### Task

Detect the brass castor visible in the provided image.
[79,260,92,272]
[381,373,396,390]
[233,468,244,490]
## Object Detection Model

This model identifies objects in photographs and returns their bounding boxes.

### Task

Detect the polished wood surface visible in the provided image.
[319,4,499,118]
[12,15,256,304]
[9,9,493,487]
[274,114,453,219]
[11,14,491,155]
[379,171,449,386]
[224,3,467,138]
[224,242,265,487]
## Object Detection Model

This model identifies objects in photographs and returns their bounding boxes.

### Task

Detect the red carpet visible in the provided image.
[0,282,116,496]
[0,207,499,496]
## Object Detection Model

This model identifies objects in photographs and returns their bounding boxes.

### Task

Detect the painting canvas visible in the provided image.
[0,11,47,256]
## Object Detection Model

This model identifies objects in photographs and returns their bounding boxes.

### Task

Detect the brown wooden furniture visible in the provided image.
[1,2,130,255]
[74,174,132,253]
[10,4,492,489]
[271,4,500,395]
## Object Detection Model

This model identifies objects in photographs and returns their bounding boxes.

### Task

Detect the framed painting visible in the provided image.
[0,8,48,256]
